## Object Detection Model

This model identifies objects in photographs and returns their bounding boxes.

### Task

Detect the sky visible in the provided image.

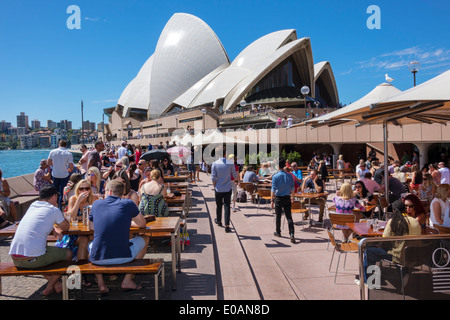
[1,0,449,129]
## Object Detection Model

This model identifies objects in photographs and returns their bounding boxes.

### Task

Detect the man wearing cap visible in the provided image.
[9,185,72,296]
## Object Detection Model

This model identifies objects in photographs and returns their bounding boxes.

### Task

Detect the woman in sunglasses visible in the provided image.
[55,180,99,263]
[403,193,428,234]
[87,167,105,196]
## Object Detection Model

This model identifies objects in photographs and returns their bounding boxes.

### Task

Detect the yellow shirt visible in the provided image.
[382,215,421,263]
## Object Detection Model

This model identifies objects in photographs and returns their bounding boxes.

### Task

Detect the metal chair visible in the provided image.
[256,188,272,213]
[326,228,359,283]
[382,240,436,299]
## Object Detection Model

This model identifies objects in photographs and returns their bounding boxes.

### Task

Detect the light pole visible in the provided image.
[201,108,206,133]
[155,119,159,136]
[408,60,420,87]
[240,100,246,129]
[301,86,310,118]
[81,100,84,144]
[175,115,179,130]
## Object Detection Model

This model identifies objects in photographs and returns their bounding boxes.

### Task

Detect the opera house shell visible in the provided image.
[116,13,339,120]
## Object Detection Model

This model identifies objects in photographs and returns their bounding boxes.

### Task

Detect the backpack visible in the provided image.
[236,190,247,203]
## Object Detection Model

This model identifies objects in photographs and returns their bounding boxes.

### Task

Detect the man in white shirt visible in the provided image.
[47,139,74,208]
[117,141,128,160]
[439,162,450,184]
[287,115,293,128]
[9,185,71,296]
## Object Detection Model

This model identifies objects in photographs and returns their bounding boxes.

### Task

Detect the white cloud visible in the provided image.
[85,17,100,22]
[92,99,117,104]
[358,46,450,72]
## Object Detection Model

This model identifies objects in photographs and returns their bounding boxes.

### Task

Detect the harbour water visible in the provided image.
[0,149,53,178]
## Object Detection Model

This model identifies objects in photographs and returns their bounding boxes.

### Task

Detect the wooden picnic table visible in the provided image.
[293,192,328,225]
[18,190,40,197]
[165,194,186,205]
[347,221,386,237]
[164,175,189,182]
[168,182,189,189]
[0,217,182,290]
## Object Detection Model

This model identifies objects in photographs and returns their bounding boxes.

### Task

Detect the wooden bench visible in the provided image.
[150,219,188,250]
[0,258,164,300]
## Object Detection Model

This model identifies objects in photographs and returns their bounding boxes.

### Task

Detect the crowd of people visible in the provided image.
[3,137,450,295]
[8,139,195,296]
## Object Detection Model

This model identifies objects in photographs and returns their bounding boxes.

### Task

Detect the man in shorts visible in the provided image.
[9,185,72,296]
[88,180,149,294]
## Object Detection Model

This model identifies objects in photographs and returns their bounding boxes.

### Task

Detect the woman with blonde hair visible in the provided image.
[420,173,436,199]
[56,179,98,263]
[337,154,345,170]
[139,169,169,217]
[86,166,104,195]
[333,183,366,242]
[430,184,450,227]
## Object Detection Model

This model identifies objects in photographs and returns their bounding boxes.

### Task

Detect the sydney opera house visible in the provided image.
[103,13,450,166]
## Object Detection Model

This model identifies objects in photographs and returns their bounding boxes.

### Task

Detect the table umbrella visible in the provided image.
[167,146,190,163]
[140,149,171,162]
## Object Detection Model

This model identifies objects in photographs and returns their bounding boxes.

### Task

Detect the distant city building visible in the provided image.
[60,120,72,130]
[31,119,41,130]
[19,134,39,149]
[82,120,96,132]
[0,121,12,133]
[50,134,61,148]
[17,112,29,129]
[39,135,51,148]
[47,120,57,129]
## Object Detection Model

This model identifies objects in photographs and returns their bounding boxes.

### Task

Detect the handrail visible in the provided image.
[357,234,450,300]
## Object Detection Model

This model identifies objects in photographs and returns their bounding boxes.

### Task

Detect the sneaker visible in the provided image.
[290,235,296,244]
[232,208,238,212]
[214,219,222,227]
[225,226,231,233]
[273,232,281,237]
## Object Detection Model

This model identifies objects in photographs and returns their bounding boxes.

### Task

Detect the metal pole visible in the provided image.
[413,71,417,87]
[81,100,84,144]
[383,121,389,203]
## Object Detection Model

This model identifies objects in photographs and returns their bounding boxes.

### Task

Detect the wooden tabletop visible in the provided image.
[347,221,386,237]
[168,182,189,188]
[0,217,181,238]
[165,194,186,204]
[164,175,189,182]
[294,192,328,199]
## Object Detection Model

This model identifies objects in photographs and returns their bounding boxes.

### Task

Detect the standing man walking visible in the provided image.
[211,146,238,233]
[47,139,74,208]
[271,157,296,243]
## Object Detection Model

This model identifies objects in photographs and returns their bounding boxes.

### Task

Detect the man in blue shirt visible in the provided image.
[211,146,238,233]
[291,162,303,187]
[88,180,149,295]
[271,158,296,243]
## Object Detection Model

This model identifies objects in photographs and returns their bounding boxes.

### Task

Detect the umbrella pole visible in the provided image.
[383,121,390,205]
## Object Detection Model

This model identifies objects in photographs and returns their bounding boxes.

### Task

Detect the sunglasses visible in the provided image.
[116,165,122,168]
[87,173,95,177]
[79,187,91,191]
[405,204,414,209]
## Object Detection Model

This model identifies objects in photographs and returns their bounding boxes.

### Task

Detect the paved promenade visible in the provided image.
[0,172,362,300]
